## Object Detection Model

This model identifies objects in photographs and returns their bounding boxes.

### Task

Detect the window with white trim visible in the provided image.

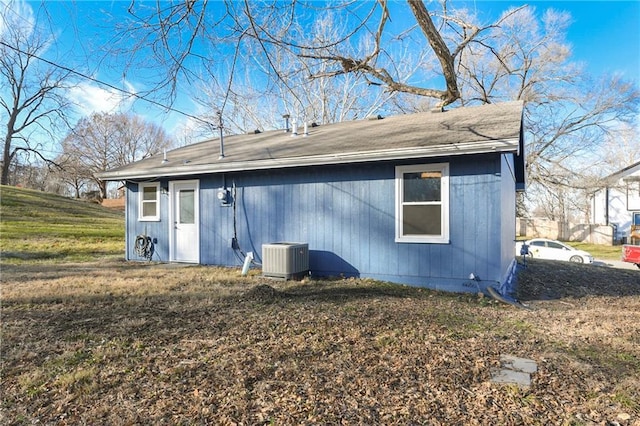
[138,182,160,221]
[395,163,449,243]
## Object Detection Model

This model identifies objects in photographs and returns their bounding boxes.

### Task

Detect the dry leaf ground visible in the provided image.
[1,258,639,425]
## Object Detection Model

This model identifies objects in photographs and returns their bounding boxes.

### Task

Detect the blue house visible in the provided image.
[98,101,525,294]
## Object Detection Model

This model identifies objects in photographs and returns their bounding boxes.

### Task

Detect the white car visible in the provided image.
[516,238,594,264]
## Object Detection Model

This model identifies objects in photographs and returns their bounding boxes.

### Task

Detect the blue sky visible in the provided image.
[9,0,640,145]
[568,1,639,78]
[474,0,640,79]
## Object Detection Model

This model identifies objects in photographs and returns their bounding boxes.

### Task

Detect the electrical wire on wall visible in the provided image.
[230,180,261,266]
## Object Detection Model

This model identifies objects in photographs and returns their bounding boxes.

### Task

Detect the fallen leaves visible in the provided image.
[1,261,639,424]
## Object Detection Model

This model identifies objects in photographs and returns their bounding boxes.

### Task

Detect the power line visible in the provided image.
[0,40,216,128]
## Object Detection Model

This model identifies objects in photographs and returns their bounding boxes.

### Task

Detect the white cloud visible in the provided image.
[67,81,136,116]
[0,0,35,39]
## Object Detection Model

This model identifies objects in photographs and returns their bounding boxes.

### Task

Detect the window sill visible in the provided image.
[395,236,450,244]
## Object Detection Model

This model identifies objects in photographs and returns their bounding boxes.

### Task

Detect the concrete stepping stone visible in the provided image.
[490,354,537,387]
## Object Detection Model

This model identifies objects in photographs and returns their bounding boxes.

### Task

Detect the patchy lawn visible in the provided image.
[1,259,639,425]
[0,186,124,264]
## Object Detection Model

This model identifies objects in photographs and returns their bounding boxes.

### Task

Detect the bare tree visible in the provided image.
[61,112,174,198]
[189,11,426,135]
[112,114,174,165]
[114,1,639,222]
[0,0,74,185]
[522,75,638,221]
[11,160,52,191]
[54,149,92,198]
[444,5,639,221]
[575,124,640,223]
[115,1,524,110]
[293,0,464,107]
[590,123,640,176]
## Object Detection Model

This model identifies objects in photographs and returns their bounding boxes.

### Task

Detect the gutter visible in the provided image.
[97,138,520,181]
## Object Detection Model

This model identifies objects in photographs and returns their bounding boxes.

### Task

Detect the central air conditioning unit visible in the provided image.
[262,242,309,279]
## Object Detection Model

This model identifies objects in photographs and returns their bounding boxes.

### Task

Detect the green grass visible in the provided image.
[0,185,125,263]
[570,241,624,260]
[517,237,624,261]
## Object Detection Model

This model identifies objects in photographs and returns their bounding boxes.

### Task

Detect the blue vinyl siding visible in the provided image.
[126,181,170,262]
[453,158,502,283]
[125,153,516,292]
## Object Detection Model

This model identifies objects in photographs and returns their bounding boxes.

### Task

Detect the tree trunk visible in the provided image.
[99,180,107,200]
[406,0,459,106]
[2,120,15,185]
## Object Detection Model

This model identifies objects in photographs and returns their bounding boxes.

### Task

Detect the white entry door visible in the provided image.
[170,180,199,263]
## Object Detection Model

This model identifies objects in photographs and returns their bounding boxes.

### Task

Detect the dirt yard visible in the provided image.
[101,198,126,211]
[1,258,639,425]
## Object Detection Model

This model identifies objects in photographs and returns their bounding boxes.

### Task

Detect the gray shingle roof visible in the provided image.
[97,101,524,181]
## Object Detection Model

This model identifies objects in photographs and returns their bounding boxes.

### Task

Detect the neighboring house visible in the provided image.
[591,161,640,244]
[97,101,525,294]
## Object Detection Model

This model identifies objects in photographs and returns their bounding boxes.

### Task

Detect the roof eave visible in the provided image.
[96,138,520,181]
[605,160,640,182]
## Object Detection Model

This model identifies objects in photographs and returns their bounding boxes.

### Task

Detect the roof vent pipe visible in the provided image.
[282,114,290,132]
[291,120,298,137]
[303,122,309,137]
[217,111,225,159]
[218,127,225,159]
